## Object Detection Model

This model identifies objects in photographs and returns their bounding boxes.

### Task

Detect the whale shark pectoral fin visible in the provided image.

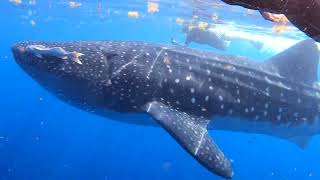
[143,101,234,179]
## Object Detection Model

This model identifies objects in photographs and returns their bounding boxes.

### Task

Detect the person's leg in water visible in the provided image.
[171,21,193,47]
[170,37,187,46]
[184,32,193,46]
[221,0,320,42]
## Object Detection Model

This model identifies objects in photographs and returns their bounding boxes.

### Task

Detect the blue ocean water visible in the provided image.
[1,0,320,180]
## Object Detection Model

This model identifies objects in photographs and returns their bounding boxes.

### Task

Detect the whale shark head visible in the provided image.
[12,41,120,109]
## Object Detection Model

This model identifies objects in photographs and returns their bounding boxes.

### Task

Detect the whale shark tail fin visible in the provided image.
[143,101,234,179]
[266,39,319,85]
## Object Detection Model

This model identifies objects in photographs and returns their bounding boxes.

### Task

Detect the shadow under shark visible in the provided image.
[12,39,320,179]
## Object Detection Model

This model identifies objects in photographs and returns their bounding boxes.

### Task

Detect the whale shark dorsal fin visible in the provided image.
[143,101,234,179]
[266,39,319,85]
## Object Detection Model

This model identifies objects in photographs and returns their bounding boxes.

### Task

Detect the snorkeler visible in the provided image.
[172,21,263,50]
[221,0,320,42]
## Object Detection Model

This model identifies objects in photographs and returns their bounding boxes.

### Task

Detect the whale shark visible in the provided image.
[12,39,320,179]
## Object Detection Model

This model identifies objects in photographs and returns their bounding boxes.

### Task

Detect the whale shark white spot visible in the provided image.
[191,97,196,104]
